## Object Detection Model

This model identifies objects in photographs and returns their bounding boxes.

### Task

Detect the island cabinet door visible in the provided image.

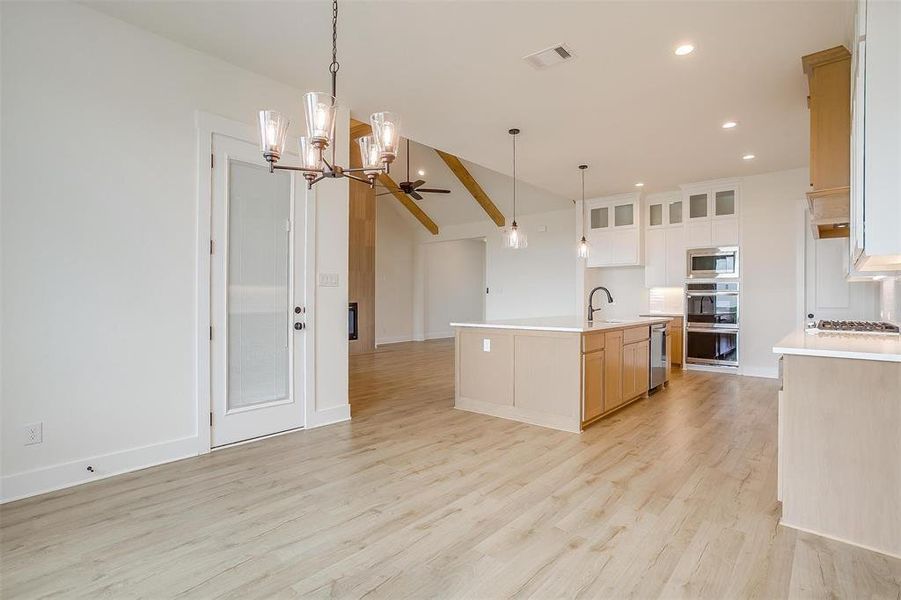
[583,350,605,422]
[635,340,650,395]
[604,331,624,411]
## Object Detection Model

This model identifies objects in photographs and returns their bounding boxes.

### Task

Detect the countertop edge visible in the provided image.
[773,346,901,363]
[450,317,672,334]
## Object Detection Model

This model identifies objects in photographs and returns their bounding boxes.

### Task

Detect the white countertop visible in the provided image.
[639,312,683,318]
[773,329,901,362]
[449,315,672,333]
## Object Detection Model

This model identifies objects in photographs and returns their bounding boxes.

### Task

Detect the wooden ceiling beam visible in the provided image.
[378,174,439,235]
[350,118,372,140]
[435,149,505,228]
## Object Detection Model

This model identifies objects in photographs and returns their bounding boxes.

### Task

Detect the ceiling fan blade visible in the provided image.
[409,190,424,201]
[375,192,397,197]
[411,179,426,189]
[417,188,451,194]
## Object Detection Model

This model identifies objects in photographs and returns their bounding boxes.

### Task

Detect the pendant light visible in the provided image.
[577,164,590,259]
[503,128,527,249]
[257,0,400,189]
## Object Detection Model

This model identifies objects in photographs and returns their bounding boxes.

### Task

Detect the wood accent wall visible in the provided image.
[348,131,376,354]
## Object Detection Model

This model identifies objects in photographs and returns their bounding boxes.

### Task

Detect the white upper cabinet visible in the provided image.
[585,192,642,268]
[680,180,740,248]
[644,192,685,287]
[850,0,901,272]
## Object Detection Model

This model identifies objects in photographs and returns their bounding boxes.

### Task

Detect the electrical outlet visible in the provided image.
[24,422,43,445]
[483,338,491,352]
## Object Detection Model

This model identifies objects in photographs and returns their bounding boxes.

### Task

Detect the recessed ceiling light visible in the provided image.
[417,169,425,176]
[722,121,737,129]
[742,154,756,160]
[635,182,645,187]
[674,44,695,56]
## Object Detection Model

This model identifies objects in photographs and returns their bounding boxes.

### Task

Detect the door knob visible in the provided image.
[294,322,305,331]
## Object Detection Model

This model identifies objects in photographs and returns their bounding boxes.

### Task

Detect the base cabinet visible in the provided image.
[581,326,654,427]
[603,331,624,412]
[583,350,605,422]
[622,340,650,400]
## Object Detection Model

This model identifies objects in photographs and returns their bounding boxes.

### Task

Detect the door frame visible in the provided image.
[195,111,317,454]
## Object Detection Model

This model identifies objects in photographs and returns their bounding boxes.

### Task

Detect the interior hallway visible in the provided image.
[2,340,899,598]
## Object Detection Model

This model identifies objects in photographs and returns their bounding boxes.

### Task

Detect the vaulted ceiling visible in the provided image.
[84,0,853,199]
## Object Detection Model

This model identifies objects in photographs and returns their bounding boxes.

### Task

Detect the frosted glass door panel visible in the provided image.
[227,160,291,410]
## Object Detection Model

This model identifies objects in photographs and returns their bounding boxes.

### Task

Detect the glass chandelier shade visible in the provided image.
[358,135,382,175]
[503,221,528,249]
[258,110,290,161]
[298,137,320,170]
[303,92,338,148]
[577,235,590,258]
[370,112,401,162]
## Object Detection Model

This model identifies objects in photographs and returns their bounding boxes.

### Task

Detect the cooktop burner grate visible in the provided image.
[811,320,900,334]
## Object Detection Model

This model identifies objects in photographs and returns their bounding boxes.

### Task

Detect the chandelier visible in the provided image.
[257,0,400,188]
[503,128,527,249]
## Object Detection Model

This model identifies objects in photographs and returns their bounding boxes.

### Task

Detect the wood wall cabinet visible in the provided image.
[585,192,642,268]
[802,46,851,239]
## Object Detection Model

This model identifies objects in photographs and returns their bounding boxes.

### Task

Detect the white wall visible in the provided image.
[421,239,485,339]
[584,267,649,319]
[739,168,808,377]
[1,2,349,501]
[375,196,415,345]
[411,208,578,335]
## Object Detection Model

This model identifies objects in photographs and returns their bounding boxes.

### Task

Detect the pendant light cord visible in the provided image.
[329,0,340,99]
[581,168,585,237]
[512,132,517,223]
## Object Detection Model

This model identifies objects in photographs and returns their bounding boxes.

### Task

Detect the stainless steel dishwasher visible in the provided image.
[650,323,668,392]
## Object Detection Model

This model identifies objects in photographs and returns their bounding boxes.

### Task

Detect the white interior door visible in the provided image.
[211,134,306,447]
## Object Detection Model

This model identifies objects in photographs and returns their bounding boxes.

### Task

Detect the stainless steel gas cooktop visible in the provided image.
[808,320,901,335]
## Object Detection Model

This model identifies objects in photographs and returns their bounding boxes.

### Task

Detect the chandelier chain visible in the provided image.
[329,0,340,97]
[581,168,585,237]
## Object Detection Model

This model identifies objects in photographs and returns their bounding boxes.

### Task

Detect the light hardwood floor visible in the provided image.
[2,339,900,598]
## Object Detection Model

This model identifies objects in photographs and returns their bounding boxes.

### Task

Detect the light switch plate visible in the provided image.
[483,338,491,352]
[318,273,339,287]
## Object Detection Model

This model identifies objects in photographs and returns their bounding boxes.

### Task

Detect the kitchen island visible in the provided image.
[451,316,671,433]
[773,330,901,558]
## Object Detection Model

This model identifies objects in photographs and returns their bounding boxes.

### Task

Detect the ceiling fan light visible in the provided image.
[258,110,290,162]
[357,135,382,174]
[303,92,338,148]
[371,111,400,163]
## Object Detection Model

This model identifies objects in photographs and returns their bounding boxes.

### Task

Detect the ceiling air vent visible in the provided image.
[522,44,575,69]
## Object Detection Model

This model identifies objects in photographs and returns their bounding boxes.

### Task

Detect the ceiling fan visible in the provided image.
[377,139,451,201]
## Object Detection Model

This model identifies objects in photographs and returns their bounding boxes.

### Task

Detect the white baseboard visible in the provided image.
[307,404,351,429]
[375,334,413,346]
[741,365,779,379]
[1,435,199,504]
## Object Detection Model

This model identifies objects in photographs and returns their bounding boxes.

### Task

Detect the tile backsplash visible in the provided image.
[649,287,684,314]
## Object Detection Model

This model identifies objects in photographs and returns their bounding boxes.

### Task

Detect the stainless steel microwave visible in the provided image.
[686,246,739,279]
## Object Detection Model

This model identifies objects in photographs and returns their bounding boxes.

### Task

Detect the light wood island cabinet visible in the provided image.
[453,317,670,433]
